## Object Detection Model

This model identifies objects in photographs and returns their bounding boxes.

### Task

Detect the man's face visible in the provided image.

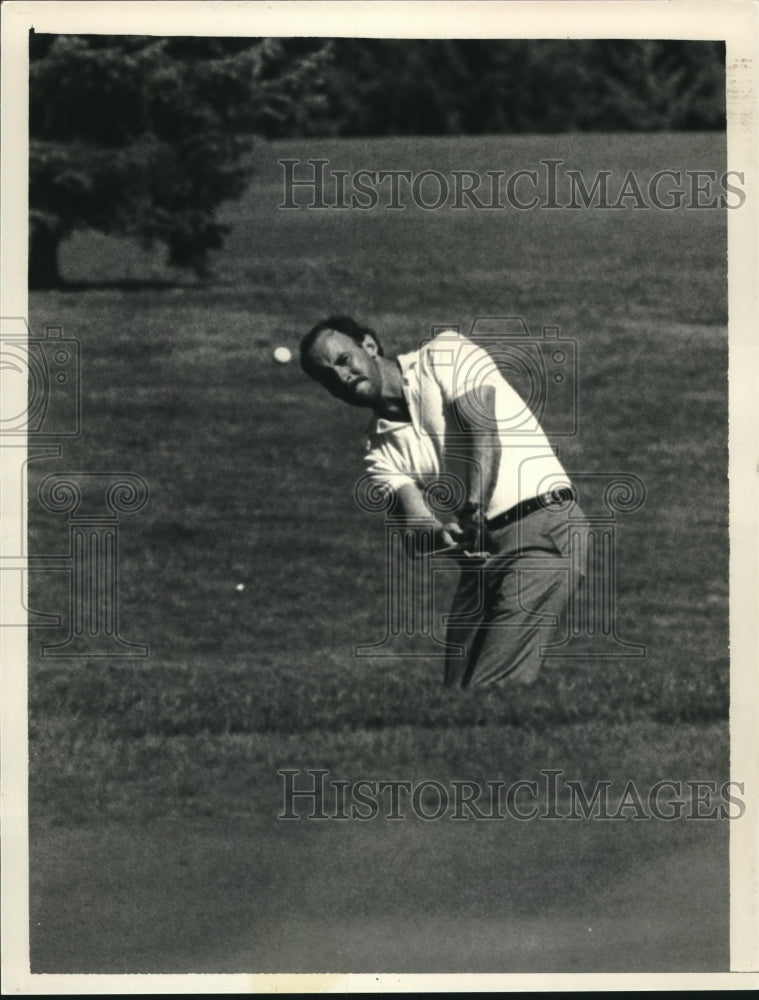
[307,329,382,407]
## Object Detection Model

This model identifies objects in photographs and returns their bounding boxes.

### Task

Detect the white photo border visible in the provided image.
[1,0,757,992]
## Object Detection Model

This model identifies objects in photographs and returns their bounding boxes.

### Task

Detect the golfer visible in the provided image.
[299,316,589,688]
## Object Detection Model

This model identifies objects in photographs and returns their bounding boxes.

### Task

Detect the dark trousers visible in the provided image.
[444,505,590,688]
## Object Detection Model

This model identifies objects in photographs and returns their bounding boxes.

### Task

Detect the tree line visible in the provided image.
[29,34,725,287]
[313,40,725,136]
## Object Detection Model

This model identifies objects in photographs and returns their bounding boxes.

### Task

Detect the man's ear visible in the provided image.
[361,334,379,357]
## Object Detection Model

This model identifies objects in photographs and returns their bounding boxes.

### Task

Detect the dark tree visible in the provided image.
[573,41,726,131]
[302,39,725,138]
[29,33,330,288]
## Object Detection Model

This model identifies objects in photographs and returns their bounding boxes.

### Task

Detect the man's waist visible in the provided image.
[485,488,576,532]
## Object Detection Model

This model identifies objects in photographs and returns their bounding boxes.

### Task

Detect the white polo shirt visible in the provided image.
[364,331,571,520]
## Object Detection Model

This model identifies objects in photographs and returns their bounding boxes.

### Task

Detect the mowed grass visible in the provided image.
[29,132,728,748]
[25,132,731,971]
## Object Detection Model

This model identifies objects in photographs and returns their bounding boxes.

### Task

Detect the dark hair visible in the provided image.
[299,315,383,382]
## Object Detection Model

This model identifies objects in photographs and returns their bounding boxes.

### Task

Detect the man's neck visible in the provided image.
[374,357,411,422]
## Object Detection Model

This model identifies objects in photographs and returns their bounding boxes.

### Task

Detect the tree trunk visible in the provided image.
[29,224,63,290]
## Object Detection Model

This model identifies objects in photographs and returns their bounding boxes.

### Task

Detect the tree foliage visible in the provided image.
[305,39,725,137]
[29,35,725,287]
[29,33,330,286]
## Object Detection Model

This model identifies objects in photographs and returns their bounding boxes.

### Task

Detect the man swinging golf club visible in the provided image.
[299,316,589,688]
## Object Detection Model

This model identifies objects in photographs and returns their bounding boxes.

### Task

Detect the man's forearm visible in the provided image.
[394,482,462,551]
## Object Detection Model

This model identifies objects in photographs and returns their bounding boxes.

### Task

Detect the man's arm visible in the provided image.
[393,482,466,552]
[452,383,501,545]
[381,383,501,555]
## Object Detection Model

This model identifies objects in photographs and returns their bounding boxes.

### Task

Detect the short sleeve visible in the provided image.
[364,441,417,494]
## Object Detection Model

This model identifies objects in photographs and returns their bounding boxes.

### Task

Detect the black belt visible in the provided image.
[486,488,576,532]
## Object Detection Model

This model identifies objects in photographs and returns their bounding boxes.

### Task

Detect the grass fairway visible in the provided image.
[27,132,729,973]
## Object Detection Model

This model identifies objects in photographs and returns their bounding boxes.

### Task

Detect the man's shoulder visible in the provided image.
[412,331,490,382]
[402,330,477,368]
[424,329,473,350]
[396,331,491,404]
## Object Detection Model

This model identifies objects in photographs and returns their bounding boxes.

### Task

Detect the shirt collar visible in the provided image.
[364,350,420,439]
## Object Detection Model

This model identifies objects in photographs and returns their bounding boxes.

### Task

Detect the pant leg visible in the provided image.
[443,567,490,688]
[444,506,589,689]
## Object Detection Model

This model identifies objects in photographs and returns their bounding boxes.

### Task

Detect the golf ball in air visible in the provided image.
[273,346,292,364]
[235,583,245,592]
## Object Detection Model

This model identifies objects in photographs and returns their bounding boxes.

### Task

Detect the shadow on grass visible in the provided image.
[47,277,207,293]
